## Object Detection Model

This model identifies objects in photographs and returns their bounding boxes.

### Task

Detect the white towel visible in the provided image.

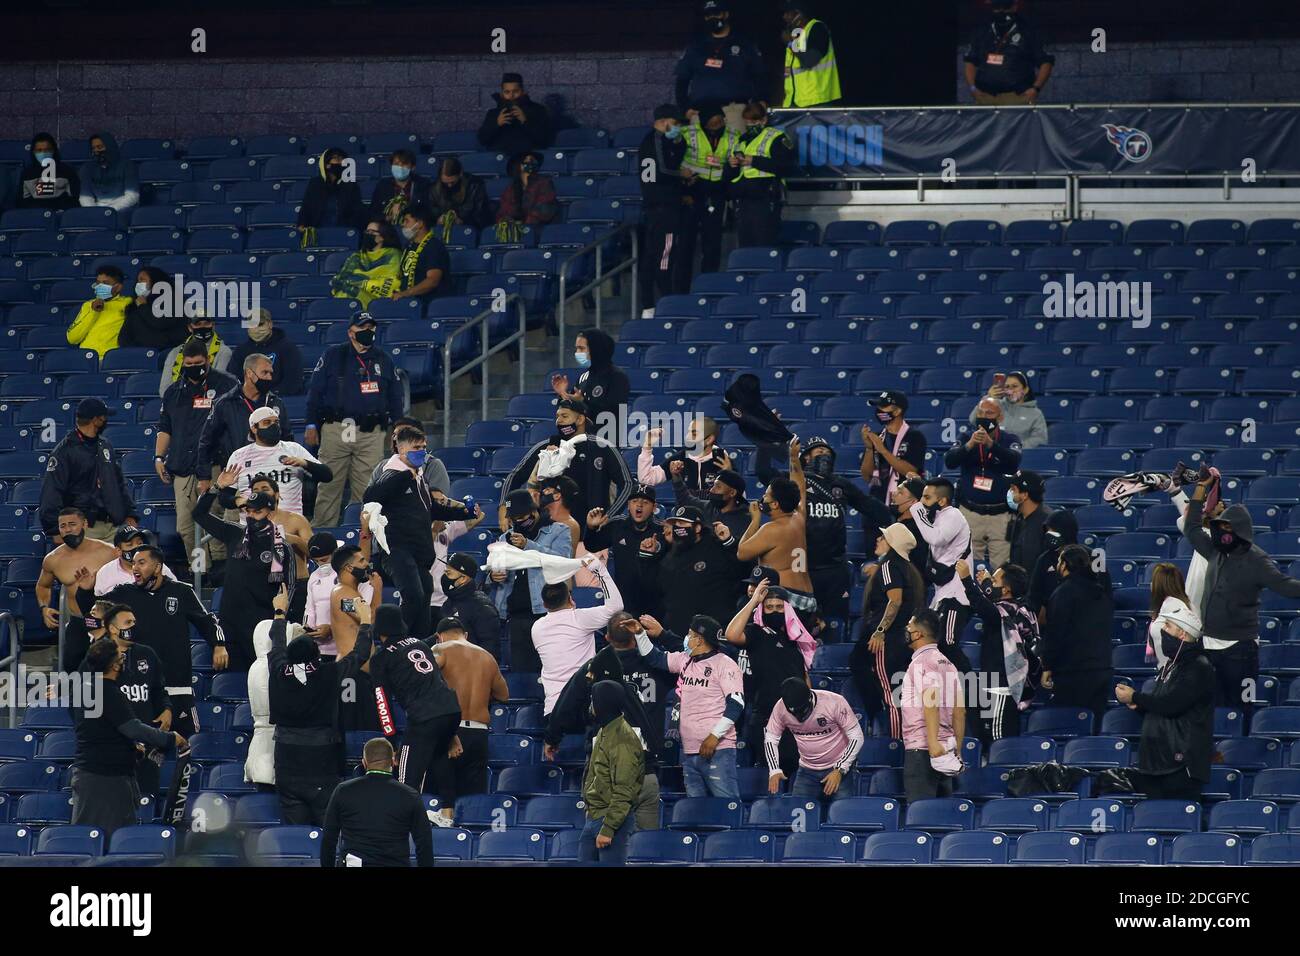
[485,541,594,584]
[536,435,588,480]
[362,502,391,554]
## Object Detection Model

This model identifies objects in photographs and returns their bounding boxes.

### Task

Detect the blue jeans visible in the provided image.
[577,813,637,865]
[682,749,740,799]
[790,766,855,803]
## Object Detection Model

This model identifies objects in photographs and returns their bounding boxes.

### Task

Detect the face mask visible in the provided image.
[134,281,150,297]
[350,565,370,580]
[84,616,101,631]
[574,351,591,368]
[93,283,113,300]
[671,526,696,546]
[402,225,417,241]
[182,364,206,383]
[924,503,941,523]
[191,328,215,343]
[1007,490,1019,511]
[441,574,460,594]
[364,233,382,251]
[684,633,695,653]
[63,530,85,549]
[354,328,376,348]
[807,456,833,478]
[706,17,725,32]
[257,424,281,445]
[539,492,560,510]
[116,627,134,643]
[745,123,763,135]
[34,150,53,163]
[1044,530,1062,548]
[708,488,728,503]
[514,514,537,532]
[252,377,271,396]
[95,150,109,165]
[247,516,271,533]
[759,499,772,514]
[521,162,540,174]
[875,410,894,424]
[1160,630,1186,663]
[249,323,273,343]
[1213,530,1238,553]
[406,449,428,468]
[995,12,1016,27]
[664,126,682,141]
[977,418,999,433]
[327,164,343,178]
[122,548,143,563]
[391,164,411,181]
[557,421,579,439]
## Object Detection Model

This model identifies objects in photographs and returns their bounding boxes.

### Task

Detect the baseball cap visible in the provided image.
[307,532,338,560]
[446,552,479,578]
[75,397,114,420]
[698,103,725,123]
[556,397,587,416]
[765,585,791,602]
[373,604,407,639]
[802,435,834,457]
[249,406,279,429]
[654,103,687,123]
[748,565,781,587]
[870,390,909,413]
[349,311,377,327]
[628,483,656,504]
[1010,470,1045,497]
[435,616,467,635]
[241,491,276,512]
[505,489,537,518]
[667,505,704,525]
[702,0,729,12]
[712,469,746,495]
[113,525,148,547]
[900,477,926,500]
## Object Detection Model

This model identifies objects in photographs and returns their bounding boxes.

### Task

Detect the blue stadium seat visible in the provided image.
[701,830,777,863]
[0,824,36,856]
[905,797,975,833]
[825,797,900,833]
[1248,833,1300,864]
[668,797,743,831]
[861,831,933,864]
[626,830,701,865]
[1012,830,1085,864]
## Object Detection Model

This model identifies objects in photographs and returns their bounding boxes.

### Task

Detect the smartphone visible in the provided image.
[341,598,356,613]
[992,372,1007,388]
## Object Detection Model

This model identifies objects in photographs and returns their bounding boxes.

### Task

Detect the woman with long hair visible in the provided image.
[330,219,401,308]
[1147,562,1191,667]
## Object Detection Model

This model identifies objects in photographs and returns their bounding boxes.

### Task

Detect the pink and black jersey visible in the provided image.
[764,689,863,773]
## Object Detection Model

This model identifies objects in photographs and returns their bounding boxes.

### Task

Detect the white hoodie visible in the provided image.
[245,617,303,785]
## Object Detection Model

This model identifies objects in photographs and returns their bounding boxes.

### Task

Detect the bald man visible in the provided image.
[943,398,1022,568]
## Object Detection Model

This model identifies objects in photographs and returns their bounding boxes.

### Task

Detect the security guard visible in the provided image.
[781,1,841,108]
[674,0,767,132]
[39,398,138,543]
[156,337,240,560]
[726,101,795,249]
[964,0,1055,105]
[679,104,739,279]
[638,105,692,317]
[304,311,405,527]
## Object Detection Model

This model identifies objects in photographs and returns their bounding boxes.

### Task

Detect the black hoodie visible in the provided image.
[1132,642,1215,781]
[18,132,80,209]
[1029,508,1078,614]
[298,150,366,231]
[477,93,554,156]
[573,328,630,429]
[545,643,665,772]
[1040,567,1114,675]
[229,326,306,396]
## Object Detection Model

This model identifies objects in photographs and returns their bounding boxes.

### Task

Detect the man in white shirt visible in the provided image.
[533,557,623,714]
[225,407,332,516]
[909,477,974,672]
[94,526,177,595]
[302,531,343,657]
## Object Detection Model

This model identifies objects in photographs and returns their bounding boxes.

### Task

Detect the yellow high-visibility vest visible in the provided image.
[683,126,740,182]
[783,18,842,108]
[738,126,786,181]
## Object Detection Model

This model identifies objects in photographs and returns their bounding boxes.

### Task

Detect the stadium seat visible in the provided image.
[861,831,933,864]
[937,830,1011,864]
[626,830,701,865]
[668,797,744,831]
[1090,833,1163,865]
[1013,831,1085,865]
[476,828,548,862]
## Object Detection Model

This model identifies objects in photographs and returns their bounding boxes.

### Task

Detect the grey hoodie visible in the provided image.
[969,397,1049,449]
[1185,498,1300,644]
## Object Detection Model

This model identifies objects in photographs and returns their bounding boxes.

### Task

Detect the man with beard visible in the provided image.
[545,612,669,831]
[673,467,750,544]
[761,436,892,637]
[638,418,732,494]
[487,490,572,673]
[725,580,806,778]
[509,399,630,524]
[94,526,178,595]
[739,442,816,617]
[908,478,974,671]
[646,504,747,637]
[583,484,665,619]
[860,389,927,505]
[85,546,224,739]
[37,508,117,669]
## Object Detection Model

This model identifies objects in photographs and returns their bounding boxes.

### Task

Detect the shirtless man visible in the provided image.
[330,542,383,731]
[737,439,814,599]
[248,475,313,621]
[37,507,118,669]
[429,616,509,824]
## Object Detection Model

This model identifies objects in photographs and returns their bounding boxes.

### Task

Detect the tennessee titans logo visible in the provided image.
[1102,124,1152,163]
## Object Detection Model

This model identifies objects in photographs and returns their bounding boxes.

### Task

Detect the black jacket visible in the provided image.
[1040,571,1114,675]
[639,130,689,208]
[439,583,503,660]
[228,328,305,396]
[1009,503,1054,577]
[159,368,239,478]
[269,619,371,731]
[362,469,473,568]
[304,342,404,431]
[73,674,176,776]
[673,482,751,546]
[648,531,747,637]
[321,770,432,867]
[196,384,291,475]
[1132,646,1215,781]
[583,515,664,619]
[477,93,554,156]
[86,580,223,692]
[298,162,366,231]
[572,328,630,428]
[1185,499,1300,643]
[368,173,433,226]
[1028,509,1079,614]
[427,173,493,230]
[943,428,1023,511]
[39,427,137,534]
[118,293,188,350]
[78,642,170,724]
[674,30,767,109]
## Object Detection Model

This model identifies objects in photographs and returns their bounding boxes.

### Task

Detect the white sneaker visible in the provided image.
[428,811,455,828]
[640,308,656,318]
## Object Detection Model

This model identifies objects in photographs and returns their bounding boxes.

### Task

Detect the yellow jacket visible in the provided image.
[67,296,130,358]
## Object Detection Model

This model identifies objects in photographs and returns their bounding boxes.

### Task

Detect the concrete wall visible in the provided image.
[957,39,1300,103]
[0,52,683,145]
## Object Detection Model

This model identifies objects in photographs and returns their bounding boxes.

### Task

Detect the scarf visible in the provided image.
[753,602,817,670]
[992,598,1039,706]
[485,541,589,584]
[401,231,433,288]
[236,520,286,584]
[494,218,525,244]
[873,421,911,501]
[168,333,223,386]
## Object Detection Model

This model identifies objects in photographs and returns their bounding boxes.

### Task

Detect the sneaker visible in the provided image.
[429,811,455,828]
[640,308,656,318]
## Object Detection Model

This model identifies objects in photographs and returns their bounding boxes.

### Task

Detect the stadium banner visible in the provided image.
[776,105,1300,177]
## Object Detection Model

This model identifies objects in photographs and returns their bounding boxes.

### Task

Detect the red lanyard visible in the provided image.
[356,353,373,383]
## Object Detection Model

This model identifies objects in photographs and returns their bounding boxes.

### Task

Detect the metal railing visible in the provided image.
[0,610,18,728]
[442,294,529,443]
[555,222,639,366]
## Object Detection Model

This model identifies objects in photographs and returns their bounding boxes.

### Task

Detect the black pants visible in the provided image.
[934,598,972,672]
[735,192,781,248]
[977,689,1022,748]
[339,669,380,733]
[678,186,726,280]
[639,204,685,309]
[1204,640,1259,716]
[385,550,433,640]
[809,562,851,640]
[1048,668,1113,730]
[903,749,954,804]
[744,709,797,779]
[398,714,462,797]
[850,632,911,739]
[171,693,199,738]
[71,769,140,839]
[430,726,489,809]
[509,611,543,673]
[278,777,337,827]
[1133,768,1203,800]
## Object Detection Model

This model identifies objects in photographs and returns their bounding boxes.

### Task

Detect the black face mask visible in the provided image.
[182,364,207,383]
[253,377,272,396]
[556,421,579,439]
[191,328,215,343]
[976,418,999,433]
[513,514,537,534]
[759,499,772,514]
[705,17,725,32]
[84,616,101,630]
[354,328,376,348]
[441,574,460,594]
[1160,629,1187,663]
[806,456,833,478]
[247,516,271,534]
[994,12,1016,27]
[1044,530,1063,549]
[924,503,941,523]
[350,565,370,581]
[671,526,697,548]
[116,627,134,643]
[257,424,281,445]
[1213,529,1239,553]
[63,531,85,549]
[327,164,343,179]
